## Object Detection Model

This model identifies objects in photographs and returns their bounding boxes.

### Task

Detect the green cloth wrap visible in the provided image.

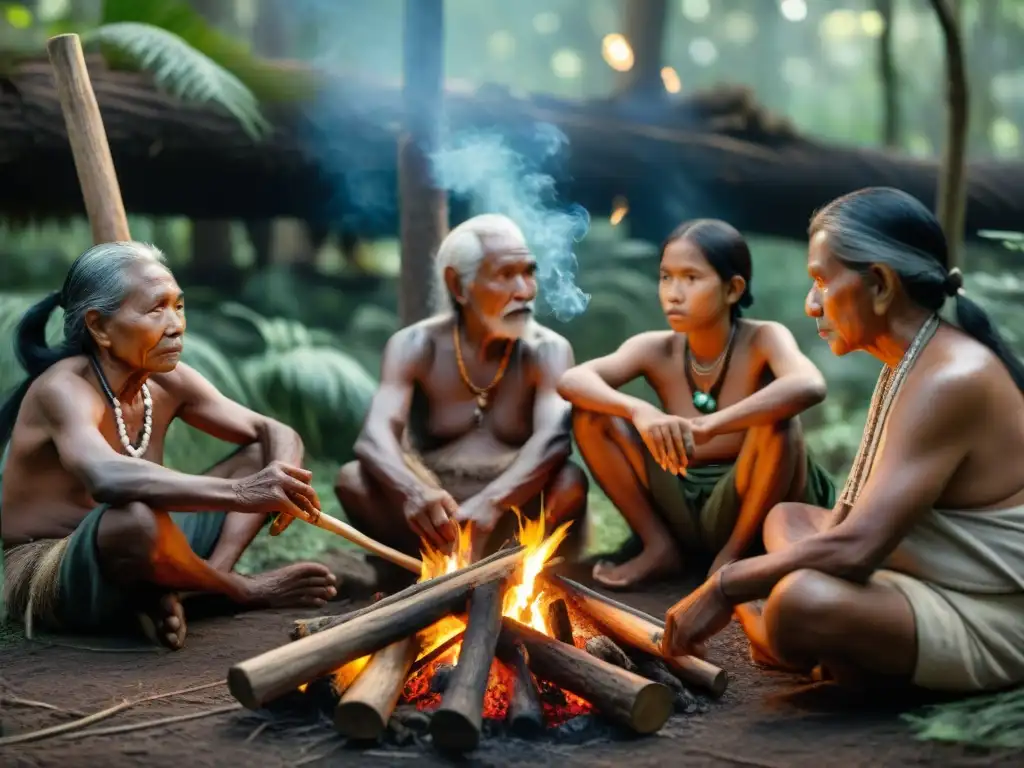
[643,451,837,554]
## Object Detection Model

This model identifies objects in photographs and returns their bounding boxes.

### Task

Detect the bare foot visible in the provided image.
[591,542,682,590]
[137,593,187,651]
[239,562,338,608]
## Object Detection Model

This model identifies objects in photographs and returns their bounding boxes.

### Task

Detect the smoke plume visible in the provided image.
[430,124,591,322]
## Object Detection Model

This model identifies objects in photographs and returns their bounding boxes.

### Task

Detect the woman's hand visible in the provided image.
[661,568,734,657]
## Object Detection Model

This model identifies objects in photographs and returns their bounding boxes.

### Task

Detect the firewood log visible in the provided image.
[334,636,422,740]
[430,581,505,753]
[546,598,575,646]
[551,576,728,697]
[498,641,544,738]
[584,635,637,672]
[501,618,673,735]
[227,545,525,709]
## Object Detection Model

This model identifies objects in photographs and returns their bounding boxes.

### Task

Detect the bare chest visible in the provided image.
[413,356,536,447]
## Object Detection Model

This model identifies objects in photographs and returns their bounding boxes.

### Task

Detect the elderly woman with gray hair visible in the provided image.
[0,241,337,650]
[661,187,1024,694]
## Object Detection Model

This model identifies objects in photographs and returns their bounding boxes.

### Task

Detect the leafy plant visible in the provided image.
[83,22,270,141]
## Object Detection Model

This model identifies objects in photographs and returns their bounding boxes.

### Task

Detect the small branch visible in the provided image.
[0,680,222,747]
[61,704,241,740]
[0,695,87,717]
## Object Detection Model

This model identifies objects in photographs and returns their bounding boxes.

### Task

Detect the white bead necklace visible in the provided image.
[90,356,153,459]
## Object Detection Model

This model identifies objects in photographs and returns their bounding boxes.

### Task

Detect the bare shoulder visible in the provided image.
[743,319,798,350]
[902,326,1007,429]
[27,357,104,424]
[521,322,573,361]
[621,329,676,358]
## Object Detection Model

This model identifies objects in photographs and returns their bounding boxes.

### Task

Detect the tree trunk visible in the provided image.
[398,0,448,326]
[927,0,969,268]
[875,0,900,148]
[615,0,668,101]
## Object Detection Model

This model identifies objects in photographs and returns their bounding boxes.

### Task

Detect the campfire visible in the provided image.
[227,511,728,753]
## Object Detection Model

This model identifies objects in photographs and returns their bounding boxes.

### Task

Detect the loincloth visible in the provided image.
[402,441,519,504]
[874,569,1024,691]
[644,453,836,555]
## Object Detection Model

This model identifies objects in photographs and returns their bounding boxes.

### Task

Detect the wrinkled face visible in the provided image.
[460,234,538,339]
[90,261,186,372]
[805,231,879,356]
[658,237,741,332]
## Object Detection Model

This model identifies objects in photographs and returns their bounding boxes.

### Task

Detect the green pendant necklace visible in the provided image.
[683,325,737,415]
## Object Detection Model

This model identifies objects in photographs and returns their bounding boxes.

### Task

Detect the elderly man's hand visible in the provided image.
[455,496,503,560]
[403,487,459,551]
[662,569,734,658]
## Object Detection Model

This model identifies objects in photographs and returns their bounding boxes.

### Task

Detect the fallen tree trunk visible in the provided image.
[2,59,1022,243]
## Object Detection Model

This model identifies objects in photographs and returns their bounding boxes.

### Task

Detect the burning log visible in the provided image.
[334,635,422,741]
[501,618,673,735]
[498,641,545,738]
[546,598,575,646]
[585,635,637,673]
[227,545,525,709]
[633,656,701,714]
[290,547,515,639]
[552,576,728,698]
[430,581,505,753]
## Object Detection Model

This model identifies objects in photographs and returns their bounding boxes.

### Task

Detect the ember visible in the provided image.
[227,507,728,754]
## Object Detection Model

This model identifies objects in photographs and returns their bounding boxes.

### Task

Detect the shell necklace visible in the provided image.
[452,323,515,424]
[89,355,153,459]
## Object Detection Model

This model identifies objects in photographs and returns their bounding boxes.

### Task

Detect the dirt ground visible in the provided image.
[1,551,1020,768]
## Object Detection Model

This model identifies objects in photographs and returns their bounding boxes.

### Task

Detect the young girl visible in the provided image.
[558,219,836,588]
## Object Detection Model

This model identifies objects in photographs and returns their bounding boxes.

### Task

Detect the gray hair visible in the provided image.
[1,240,169,447]
[60,241,168,352]
[432,213,527,313]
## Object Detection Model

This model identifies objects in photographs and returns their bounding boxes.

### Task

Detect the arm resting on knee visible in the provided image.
[40,374,236,511]
[556,332,660,420]
[353,327,432,504]
[717,368,978,604]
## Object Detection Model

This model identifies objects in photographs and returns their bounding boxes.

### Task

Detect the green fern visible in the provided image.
[82,22,270,141]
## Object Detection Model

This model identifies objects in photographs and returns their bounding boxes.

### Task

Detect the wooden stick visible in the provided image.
[546,597,575,646]
[585,635,637,672]
[46,34,130,243]
[498,641,544,738]
[273,510,422,575]
[552,576,728,698]
[290,546,513,639]
[227,546,525,710]
[430,581,505,753]
[500,618,673,735]
[60,704,241,740]
[0,680,222,747]
[334,635,422,741]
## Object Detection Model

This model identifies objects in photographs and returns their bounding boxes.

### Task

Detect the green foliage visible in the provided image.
[903,688,1024,748]
[82,22,270,141]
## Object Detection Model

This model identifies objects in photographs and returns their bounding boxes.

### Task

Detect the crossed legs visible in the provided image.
[736,502,918,687]
[573,408,805,588]
[95,443,337,650]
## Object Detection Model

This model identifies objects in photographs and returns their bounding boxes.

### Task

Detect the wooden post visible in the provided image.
[501,618,673,735]
[46,34,131,243]
[398,0,448,325]
[430,581,505,753]
[227,546,524,709]
[498,640,544,738]
[552,576,728,697]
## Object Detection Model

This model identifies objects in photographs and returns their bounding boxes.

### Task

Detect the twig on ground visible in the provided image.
[0,696,87,718]
[293,739,343,766]
[0,680,223,747]
[61,704,242,740]
[364,751,418,759]
[244,721,271,744]
[687,746,787,768]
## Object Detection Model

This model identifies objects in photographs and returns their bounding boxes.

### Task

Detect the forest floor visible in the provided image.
[2,539,1022,768]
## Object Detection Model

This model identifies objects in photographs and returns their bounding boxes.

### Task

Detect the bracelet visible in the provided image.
[716,560,738,602]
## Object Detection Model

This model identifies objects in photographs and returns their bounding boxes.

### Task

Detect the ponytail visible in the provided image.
[0,291,73,449]
[953,292,1024,392]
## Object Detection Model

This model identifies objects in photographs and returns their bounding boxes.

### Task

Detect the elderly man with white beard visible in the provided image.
[334,214,589,563]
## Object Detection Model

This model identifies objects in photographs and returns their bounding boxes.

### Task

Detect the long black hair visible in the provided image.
[0,241,167,449]
[661,218,755,321]
[810,187,1024,391]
